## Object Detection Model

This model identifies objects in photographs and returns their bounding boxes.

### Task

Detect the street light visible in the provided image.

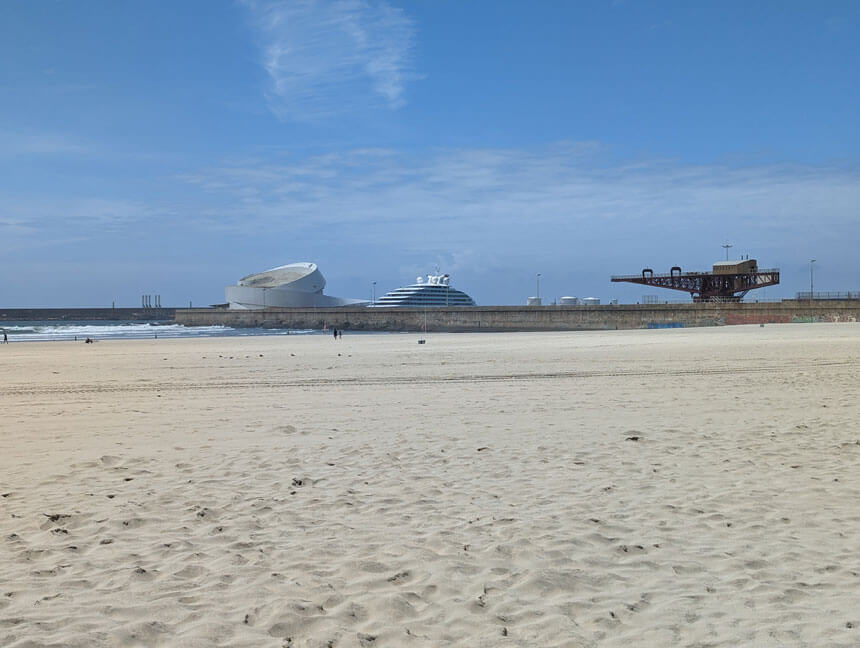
[372,281,377,305]
[536,273,541,300]
[722,242,733,261]
[809,259,816,300]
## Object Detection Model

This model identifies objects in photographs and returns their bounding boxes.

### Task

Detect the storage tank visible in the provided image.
[527,297,542,306]
[559,296,579,305]
[581,297,600,306]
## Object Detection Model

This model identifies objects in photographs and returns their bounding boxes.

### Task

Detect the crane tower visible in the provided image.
[611,259,779,302]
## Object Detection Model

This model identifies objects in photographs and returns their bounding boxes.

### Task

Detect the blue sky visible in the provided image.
[2,0,858,306]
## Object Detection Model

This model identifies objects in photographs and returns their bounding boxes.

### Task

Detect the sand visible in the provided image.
[1,324,859,647]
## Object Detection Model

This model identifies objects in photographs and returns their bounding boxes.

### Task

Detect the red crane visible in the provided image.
[611,259,779,302]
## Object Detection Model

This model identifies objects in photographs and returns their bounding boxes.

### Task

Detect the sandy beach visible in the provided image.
[1,324,859,647]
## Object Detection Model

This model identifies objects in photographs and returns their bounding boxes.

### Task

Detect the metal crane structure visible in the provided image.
[611,259,780,302]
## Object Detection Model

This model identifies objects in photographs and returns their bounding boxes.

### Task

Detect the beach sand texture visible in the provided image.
[1,324,859,647]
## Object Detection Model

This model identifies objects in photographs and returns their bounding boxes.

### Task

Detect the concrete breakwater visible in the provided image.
[175,301,860,332]
[0,308,175,322]
[4,302,857,330]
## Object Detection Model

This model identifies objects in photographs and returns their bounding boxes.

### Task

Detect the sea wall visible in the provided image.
[5,302,857,330]
[0,308,175,322]
[174,301,860,332]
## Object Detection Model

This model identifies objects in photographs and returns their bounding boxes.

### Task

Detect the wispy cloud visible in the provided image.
[173,145,860,300]
[0,131,89,158]
[178,145,860,238]
[241,0,417,120]
[6,143,858,301]
[0,196,161,235]
[0,198,145,261]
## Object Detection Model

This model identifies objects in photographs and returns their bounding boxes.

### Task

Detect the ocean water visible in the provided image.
[0,320,320,342]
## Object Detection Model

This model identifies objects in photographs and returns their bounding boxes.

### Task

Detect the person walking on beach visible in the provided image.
[332,327,338,340]
[2,332,7,343]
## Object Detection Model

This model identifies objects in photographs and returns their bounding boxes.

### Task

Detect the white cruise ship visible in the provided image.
[370,273,476,307]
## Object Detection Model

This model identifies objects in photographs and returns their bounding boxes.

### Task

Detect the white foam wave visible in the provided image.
[0,322,318,342]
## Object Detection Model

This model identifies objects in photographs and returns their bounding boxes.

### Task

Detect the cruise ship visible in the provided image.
[370,273,476,307]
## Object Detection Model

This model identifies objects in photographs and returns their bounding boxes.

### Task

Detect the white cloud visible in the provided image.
[241,0,417,119]
[0,131,89,157]
[6,143,858,301]
[178,146,860,241]
[175,145,860,297]
[0,196,159,234]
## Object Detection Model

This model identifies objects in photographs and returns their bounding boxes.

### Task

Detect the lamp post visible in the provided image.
[372,281,377,305]
[722,242,733,261]
[536,273,541,301]
[809,259,816,300]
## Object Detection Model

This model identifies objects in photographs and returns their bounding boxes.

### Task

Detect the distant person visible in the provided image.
[2,332,7,343]
[338,330,342,339]
[332,328,338,340]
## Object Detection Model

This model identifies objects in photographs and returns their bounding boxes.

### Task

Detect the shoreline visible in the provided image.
[4,299,860,334]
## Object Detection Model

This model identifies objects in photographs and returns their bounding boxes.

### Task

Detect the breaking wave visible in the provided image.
[0,321,318,342]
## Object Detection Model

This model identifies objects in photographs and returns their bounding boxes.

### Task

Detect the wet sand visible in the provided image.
[1,324,859,647]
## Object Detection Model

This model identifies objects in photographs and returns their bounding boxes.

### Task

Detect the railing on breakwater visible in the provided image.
[794,292,860,301]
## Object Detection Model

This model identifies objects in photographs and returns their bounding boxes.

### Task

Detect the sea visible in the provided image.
[0,320,321,343]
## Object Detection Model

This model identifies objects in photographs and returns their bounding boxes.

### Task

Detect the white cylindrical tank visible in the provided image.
[559,296,579,305]
[527,297,542,306]
[582,297,600,306]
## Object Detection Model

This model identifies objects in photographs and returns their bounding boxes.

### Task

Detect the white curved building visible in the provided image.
[226,262,366,309]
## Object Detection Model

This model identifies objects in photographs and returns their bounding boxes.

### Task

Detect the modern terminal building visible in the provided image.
[225,262,367,309]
